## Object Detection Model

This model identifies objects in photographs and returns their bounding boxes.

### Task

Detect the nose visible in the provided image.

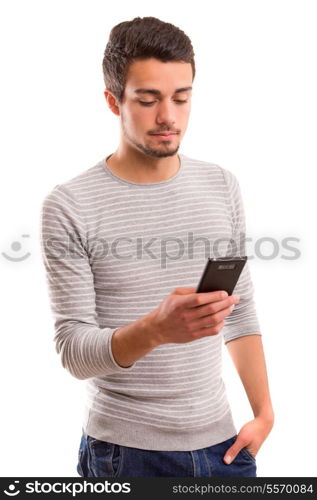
[155,99,176,128]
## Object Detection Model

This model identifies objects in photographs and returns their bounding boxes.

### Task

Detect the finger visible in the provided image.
[190,296,240,320]
[193,305,234,329]
[194,320,225,337]
[186,290,229,308]
[172,286,197,296]
[223,438,244,464]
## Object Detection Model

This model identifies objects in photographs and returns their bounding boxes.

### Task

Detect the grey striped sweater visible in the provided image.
[40,153,261,451]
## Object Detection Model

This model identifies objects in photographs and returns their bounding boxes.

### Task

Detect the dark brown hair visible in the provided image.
[102,16,195,103]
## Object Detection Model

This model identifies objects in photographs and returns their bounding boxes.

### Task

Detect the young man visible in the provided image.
[40,16,274,477]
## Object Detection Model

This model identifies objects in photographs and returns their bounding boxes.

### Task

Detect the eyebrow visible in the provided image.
[134,86,192,96]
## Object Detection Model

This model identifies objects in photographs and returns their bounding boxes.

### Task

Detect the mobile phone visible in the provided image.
[195,256,248,295]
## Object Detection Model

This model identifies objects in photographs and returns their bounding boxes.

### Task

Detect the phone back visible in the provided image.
[196,257,247,295]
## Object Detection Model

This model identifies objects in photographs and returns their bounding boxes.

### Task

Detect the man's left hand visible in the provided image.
[223,416,274,464]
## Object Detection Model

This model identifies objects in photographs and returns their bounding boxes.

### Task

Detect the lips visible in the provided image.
[150,132,178,140]
[150,132,178,136]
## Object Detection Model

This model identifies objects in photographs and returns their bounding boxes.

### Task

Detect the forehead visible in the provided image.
[124,58,193,95]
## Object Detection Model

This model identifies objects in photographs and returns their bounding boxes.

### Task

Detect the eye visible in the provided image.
[139,101,156,106]
[139,100,188,106]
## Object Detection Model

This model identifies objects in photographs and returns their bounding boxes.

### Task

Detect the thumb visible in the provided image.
[223,438,243,465]
[172,286,197,295]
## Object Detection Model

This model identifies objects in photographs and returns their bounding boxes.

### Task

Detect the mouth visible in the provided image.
[150,132,178,140]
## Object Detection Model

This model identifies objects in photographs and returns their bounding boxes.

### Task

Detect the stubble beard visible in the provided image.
[121,116,180,158]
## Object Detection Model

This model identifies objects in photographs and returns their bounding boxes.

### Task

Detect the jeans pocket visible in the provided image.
[88,437,123,478]
[240,446,256,462]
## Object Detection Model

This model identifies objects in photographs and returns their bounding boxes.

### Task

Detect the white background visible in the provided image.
[0,0,316,477]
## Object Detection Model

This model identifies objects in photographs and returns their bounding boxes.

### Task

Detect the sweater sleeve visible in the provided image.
[40,184,136,379]
[220,168,262,344]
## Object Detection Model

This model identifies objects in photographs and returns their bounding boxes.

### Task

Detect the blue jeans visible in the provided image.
[77,431,257,477]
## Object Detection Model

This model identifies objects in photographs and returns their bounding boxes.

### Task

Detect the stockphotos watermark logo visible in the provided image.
[39,231,301,269]
[1,234,31,262]
[1,231,301,267]
[3,479,131,496]
[3,480,20,496]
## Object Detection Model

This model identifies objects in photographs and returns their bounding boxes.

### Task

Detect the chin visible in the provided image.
[144,147,180,158]
[134,140,180,159]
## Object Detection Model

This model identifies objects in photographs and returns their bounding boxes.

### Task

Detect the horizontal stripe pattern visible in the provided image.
[40,153,261,450]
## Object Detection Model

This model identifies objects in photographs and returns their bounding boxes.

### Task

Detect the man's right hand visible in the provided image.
[111,287,241,368]
[149,286,240,345]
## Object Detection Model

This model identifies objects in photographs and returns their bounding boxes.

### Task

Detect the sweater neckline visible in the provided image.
[103,153,184,187]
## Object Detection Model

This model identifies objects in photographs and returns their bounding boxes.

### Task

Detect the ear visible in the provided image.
[104,89,120,116]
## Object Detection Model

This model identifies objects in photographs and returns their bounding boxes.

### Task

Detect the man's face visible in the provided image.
[116,58,193,158]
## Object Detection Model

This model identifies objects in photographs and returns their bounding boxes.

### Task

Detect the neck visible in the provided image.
[106,146,180,183]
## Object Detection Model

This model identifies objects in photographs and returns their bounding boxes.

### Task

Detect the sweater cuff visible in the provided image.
[107,328,136,371]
